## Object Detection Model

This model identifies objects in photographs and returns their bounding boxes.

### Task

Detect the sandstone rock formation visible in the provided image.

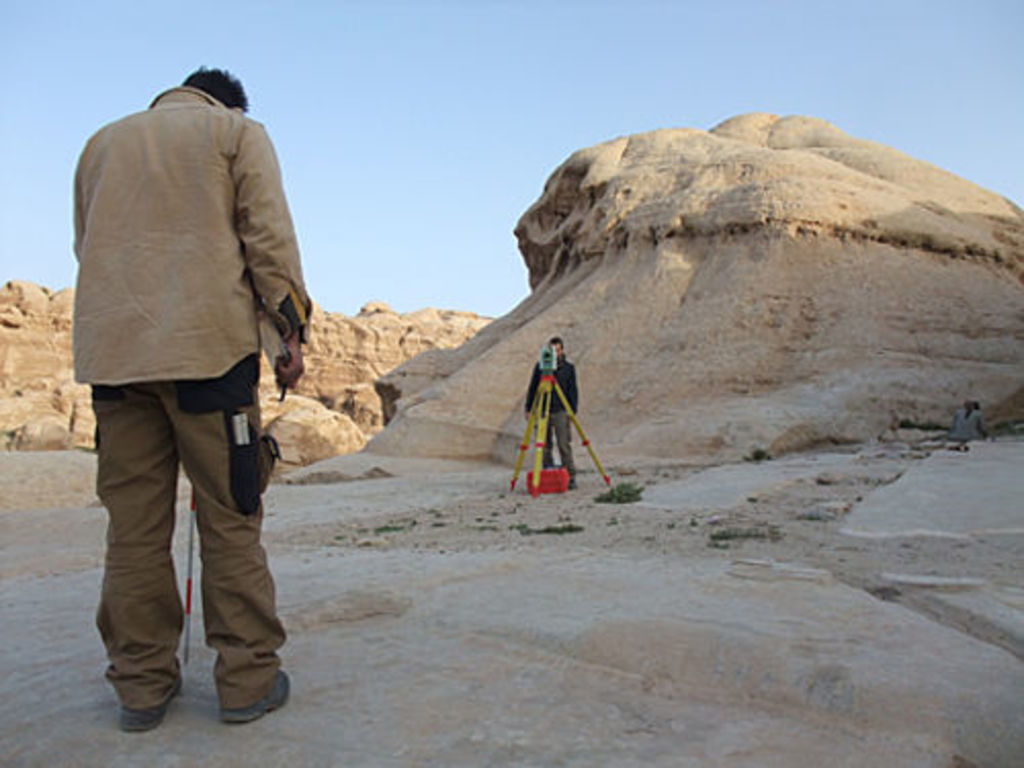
[0,281,488,462]
[257,301,488,466]
[289,301,489,433]
[0,281,91,451]
[371,113,1024,463]
[261,394,368,467]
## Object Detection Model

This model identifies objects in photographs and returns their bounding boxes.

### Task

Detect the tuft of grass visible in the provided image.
[897,419,947,431]
[707,525,781,546]
[373,520,417,536]
[745,448,772,462]
[594,483,643,504]
[510,523,584,536]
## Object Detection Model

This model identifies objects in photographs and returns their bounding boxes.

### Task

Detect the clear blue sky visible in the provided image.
[2,1,1021,317]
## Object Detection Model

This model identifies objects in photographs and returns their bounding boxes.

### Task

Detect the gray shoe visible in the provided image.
[221,670,290,724]
[119,676,181,732]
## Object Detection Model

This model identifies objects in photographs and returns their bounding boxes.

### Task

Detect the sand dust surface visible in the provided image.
[2,441,1022,766]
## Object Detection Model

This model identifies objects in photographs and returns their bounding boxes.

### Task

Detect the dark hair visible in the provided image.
[182,67,248,112]
[549,336,564,347]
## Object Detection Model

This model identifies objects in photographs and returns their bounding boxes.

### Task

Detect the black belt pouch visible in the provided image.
[175,355,261,516]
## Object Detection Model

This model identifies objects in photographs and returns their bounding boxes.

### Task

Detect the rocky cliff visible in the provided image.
[371,113,1024,463]
[0,281,488,465]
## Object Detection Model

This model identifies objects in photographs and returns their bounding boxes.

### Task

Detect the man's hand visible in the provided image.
[275,332,304,392]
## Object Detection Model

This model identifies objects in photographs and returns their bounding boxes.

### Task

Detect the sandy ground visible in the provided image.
[1,440,1022,766]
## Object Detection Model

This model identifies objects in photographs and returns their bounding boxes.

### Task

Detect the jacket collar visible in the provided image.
[149,85,226,110]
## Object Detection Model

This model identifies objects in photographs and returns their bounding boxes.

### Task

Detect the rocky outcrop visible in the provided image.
[0,281,488,462]
[261,395,368,468]
[289,302,489,432]
[0,281,90,451]
[370,113,1024,463]
[258,301,488,464]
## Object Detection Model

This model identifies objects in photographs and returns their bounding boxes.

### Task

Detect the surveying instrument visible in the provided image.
[511,344,611,496]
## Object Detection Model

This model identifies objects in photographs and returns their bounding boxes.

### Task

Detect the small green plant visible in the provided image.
[373,520,417,536]
[595,483,644,504]
[708,525,781,545]
[896,419,946,431]
[510,523,584,536]
[745,448,772,462]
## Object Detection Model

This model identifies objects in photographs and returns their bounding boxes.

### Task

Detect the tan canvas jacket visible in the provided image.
[73,86,311,384]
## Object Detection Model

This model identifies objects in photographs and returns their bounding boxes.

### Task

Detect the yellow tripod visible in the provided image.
[511,364,611,497]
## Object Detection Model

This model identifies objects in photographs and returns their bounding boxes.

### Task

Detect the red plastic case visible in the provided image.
[526,468,570,496]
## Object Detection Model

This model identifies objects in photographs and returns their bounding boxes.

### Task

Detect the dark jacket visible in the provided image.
[525,358,578,414]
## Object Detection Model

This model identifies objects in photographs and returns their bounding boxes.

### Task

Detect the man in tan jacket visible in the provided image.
[73,67,310,731]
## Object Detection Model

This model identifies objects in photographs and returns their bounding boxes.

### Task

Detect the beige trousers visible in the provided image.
[93,379,284,710]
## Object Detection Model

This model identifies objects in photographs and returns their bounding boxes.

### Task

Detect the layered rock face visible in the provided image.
[0,282,488,465]
[261,302,488,465]
[0,282,87,450]
[371,113,1024,463]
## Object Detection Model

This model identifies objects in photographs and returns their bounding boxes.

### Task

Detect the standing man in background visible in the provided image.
[525,336,579,489]
[73,67,311,731]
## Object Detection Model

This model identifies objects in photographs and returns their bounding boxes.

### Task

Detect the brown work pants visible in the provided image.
[92,369,284,710]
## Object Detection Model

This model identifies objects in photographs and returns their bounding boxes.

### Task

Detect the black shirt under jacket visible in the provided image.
[525,359,578,414]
